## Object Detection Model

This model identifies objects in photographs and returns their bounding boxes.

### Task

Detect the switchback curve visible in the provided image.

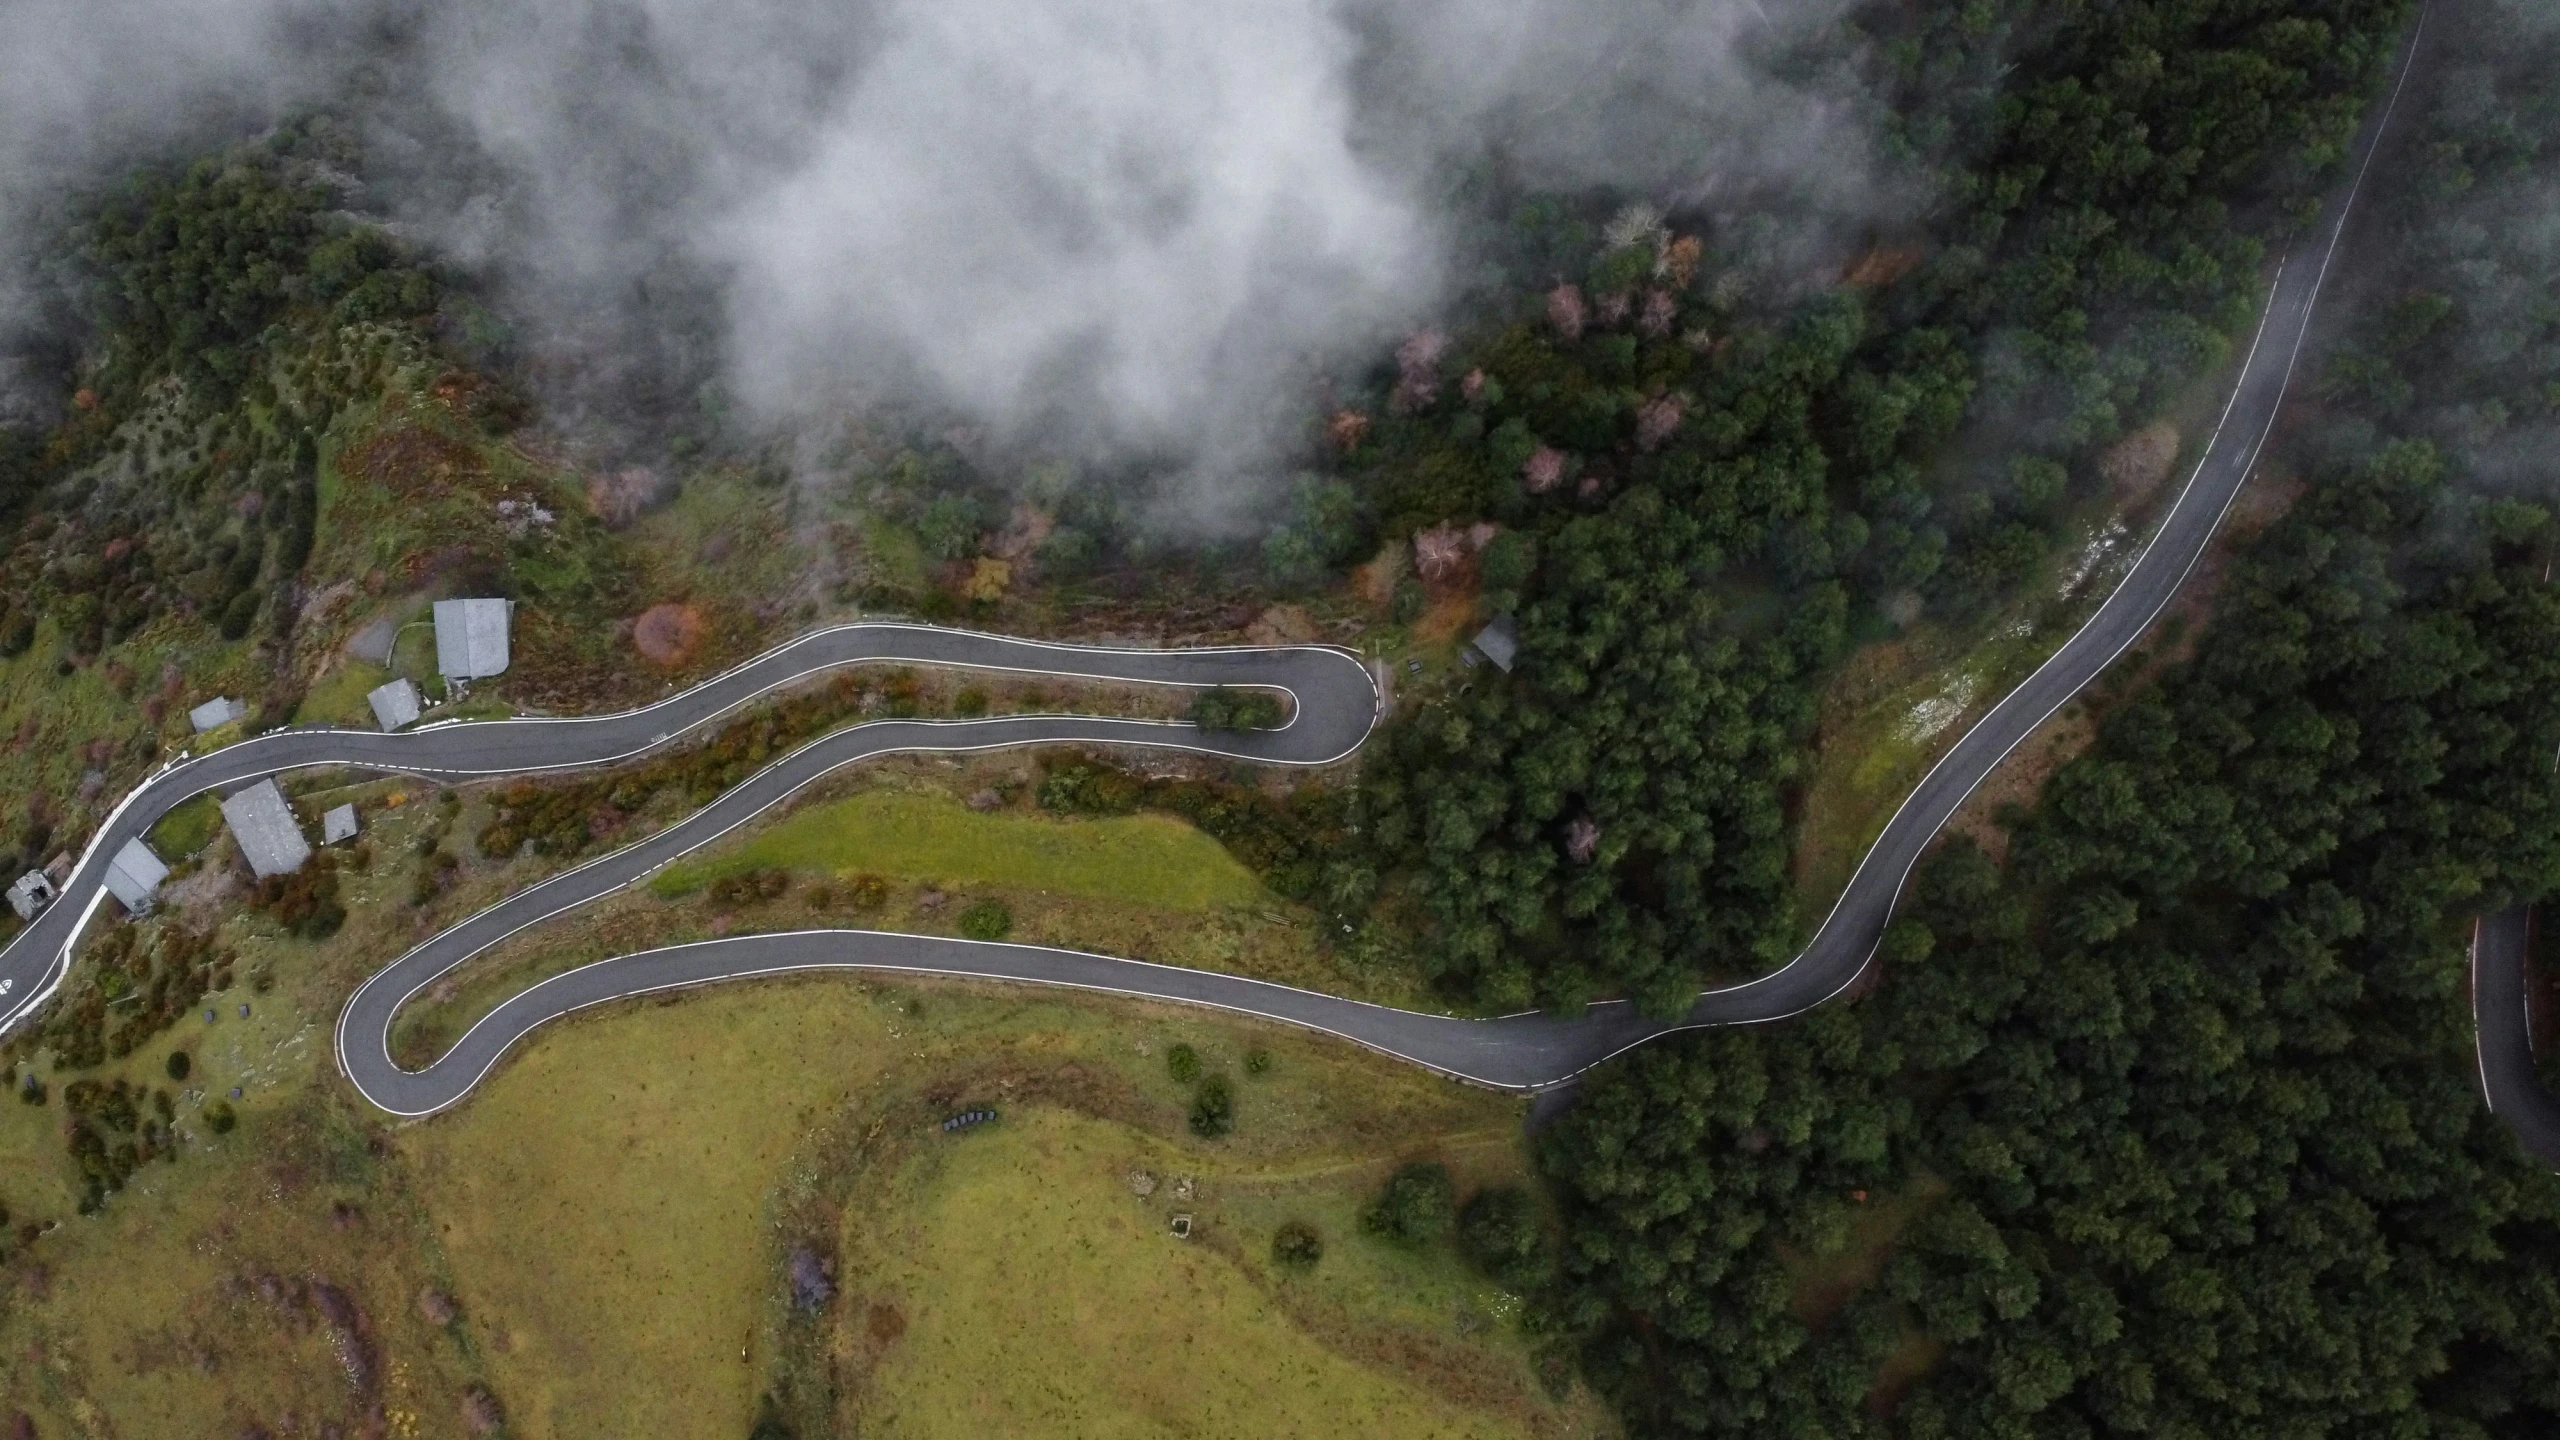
[19,11,2531,1142]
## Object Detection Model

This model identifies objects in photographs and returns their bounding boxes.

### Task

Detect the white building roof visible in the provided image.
[188,697,246,733]
[322,804,360,844]
[220,780,312,879]
[102,837,169,912]
[367,678,422,732]
[434,598,512,680]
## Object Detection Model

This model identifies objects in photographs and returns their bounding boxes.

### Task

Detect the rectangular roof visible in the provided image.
[322,804,360,844]
[220,779,312,879]
[434,598,512,680]
[103,837,169,911]
[188,697,245,733]
[368,678,422,732]
[1470,614,1520,672]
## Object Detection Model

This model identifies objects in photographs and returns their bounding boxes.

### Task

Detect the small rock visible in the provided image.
[916,889,947,913]
[1125,1169,1158,1198]
[1172,1176,1196,1202]
[965,788,1002,812]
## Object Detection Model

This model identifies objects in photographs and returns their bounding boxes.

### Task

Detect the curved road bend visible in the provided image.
[23,9,2542,1137]
[0,626,1377,1040]
[2473,909,2560,1168]
[325,5,2449,1113]
[334,0,2439,1117]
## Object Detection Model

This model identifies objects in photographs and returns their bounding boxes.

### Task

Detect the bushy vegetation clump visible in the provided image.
[955,899,1012,941]
[1271,1219,1324,1270]
[251,854,346,940]
[1188,687,1284,733]
[1360,1162,1455,1249]
[1187,1073,1234,1139]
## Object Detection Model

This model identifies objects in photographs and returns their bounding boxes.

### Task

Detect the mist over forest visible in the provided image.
[0,0,1897,520]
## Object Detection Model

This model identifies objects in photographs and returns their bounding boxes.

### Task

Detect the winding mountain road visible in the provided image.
[2473,909,2560,1167]
[8,8,2545,1153]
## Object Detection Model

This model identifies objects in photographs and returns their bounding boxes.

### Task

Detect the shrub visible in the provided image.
[1188,1074,1234,1138]
[218,588,261,639]
[953,686,990,717]
[1360,1162,1454,1248]
[252,857,345,939]
[1459,1186,1549,1290]
[1272,1219,1324,1270]
[16,1074,44,1106]
[164,1051,191,1082]
[1190,686,1285,732]
[1166,1043,1201,1084]
[707,867,791,908]
[843,874,891,910]
[203,1100,237,1135]
[1244,1047,1272,1076]
[956,900,1012,941]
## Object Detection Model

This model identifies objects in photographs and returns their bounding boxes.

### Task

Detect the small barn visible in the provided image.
[103,837,169,913]
[220,780,312,879]
[5,870,55,920]
[322,804,360,845]
[1467,614,1520,673]
[188,697,247,734]
[367,678,422,732]
[434,599,512,681]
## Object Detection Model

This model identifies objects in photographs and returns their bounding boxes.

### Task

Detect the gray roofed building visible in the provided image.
[322,804,360,845]
[1468,614,1520,672]
[367,678,422,732]
[5,870,55,920]
[188,696,247,733]
[434,598,512,680]
[220,779,312,879]
[102,837,169,913]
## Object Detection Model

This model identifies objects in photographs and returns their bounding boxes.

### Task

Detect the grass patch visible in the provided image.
[846,1107,1567,1438]
[294,659,392,727]
[652,788,1267,912]
[1791,608,2079,921]
[859,516,931,595]
[147,792,223,858]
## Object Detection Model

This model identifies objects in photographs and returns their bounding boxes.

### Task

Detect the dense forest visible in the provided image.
[1530,4,2560,1434]
[1340,0,2416,1011]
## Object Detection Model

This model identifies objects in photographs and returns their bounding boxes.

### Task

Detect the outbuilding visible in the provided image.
[434,598,512,681]
[367,678,422,732]
[188,697,247,734]
[322,804,360,845]
[1467,614,1520,673]
[5,870,55,920]
[220,779,312,879]
[102,837,169,913]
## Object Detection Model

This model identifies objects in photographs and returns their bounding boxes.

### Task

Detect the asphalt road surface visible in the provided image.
[2472,909,2560,1167]
[0,627,1376,1052]
[15,11,2545,1148]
